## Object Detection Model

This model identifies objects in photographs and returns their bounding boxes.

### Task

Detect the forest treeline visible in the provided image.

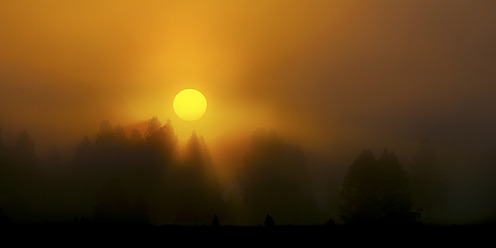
[0,118,444,226]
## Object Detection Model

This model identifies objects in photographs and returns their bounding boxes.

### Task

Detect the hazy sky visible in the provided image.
[1,1,496,222]
[2,1,495,144]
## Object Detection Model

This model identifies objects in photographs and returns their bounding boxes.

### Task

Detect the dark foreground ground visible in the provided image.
[1,223,495,245]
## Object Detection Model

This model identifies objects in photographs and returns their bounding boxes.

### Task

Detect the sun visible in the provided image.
[173,89,207,121]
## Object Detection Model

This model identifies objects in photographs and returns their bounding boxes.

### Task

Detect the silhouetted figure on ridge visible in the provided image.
[264,214,275,227]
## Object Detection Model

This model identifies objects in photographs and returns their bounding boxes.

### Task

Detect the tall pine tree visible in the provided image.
[340,149,419,225]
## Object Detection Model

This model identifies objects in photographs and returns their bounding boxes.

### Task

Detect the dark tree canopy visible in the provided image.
[144,118,178,164]
[68,118,181,225]
[240,129,319,225]
[144,116,162,142]
[0,121,436,226]
[93,178,149,224]
[171,132,224,225]
[340,149,419,225]
[73,136,94,163]
[15,130,37,165]
[129,129,143,144]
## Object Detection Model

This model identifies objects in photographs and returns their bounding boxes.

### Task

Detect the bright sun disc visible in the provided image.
[173,89,207,121]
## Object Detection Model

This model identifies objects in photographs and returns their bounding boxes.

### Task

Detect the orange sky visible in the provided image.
[1,0,495,157]
[0,1,338,145]
[2,0,496,223]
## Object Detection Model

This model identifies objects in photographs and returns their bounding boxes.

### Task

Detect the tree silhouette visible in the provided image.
[326,218,335,226]
[93,178,132,223]
[93,178,149,224]
[70,119,178,224]
[47,145,61,168]
[144,116,162,142]
[15,130,37,165]
[0,128,11,224]
[3,130,42,223]
[339,149,419,225]
[0,127,3,149]
[94,121,117,149]
[326,174,340,225]
[172,132,224,225]
[74,136,95,164]
[264,214,275,227]
[144,118,178,165]
[129,129,143,144]
[240,129,319,225]
[0,127,6,171]
[70,135,98,217]
[212,214,219,227]
[142,118,178,224]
